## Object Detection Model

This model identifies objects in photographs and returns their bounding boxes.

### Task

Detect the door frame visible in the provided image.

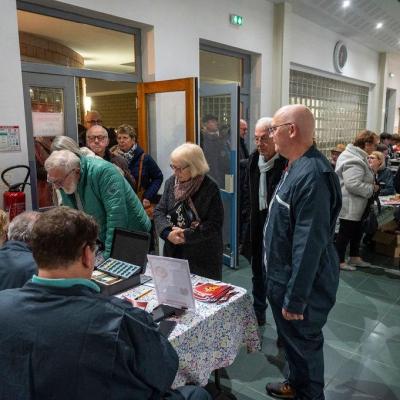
[22,72,77,209]
[137,78,197,152]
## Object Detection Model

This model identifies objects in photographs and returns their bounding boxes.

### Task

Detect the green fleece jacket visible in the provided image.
[60,156,151,258]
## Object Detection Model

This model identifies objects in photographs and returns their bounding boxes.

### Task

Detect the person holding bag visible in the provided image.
[335,130,379,271]
[154,143,223,280]
[112,124,163,214]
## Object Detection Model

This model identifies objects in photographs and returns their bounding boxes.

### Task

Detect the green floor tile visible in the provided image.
[332,355,400,399]
[328,301,380,332]
[356,278,400,302]
[323,319,369,354]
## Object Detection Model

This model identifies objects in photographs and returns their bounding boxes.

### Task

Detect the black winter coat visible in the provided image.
[154,175,223,280]
[241,151,287,265]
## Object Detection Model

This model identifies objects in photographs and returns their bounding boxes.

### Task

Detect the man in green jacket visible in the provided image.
[45,149,151,258]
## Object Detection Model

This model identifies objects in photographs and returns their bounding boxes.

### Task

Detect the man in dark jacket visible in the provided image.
[264,105,341,400]
[242,117,286,326]
[0,207,210,400]
[86,125,136,189]
[0,211,39,291]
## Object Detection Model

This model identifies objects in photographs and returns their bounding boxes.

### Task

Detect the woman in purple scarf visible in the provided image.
[154,143,223,280]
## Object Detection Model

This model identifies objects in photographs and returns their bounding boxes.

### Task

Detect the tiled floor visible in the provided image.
[218,255,400,400]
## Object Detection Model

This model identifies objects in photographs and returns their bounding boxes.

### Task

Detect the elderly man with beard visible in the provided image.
[45,150,150,259]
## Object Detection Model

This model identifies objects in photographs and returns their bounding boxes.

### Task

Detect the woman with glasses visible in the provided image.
[154,143,223,280]
[111,124,163,212]
[367,151,395,196]
[335,130,379,271]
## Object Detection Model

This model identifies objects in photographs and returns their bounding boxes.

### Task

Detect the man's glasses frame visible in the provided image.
[47,169,76,187]
[87,135,108,143]
[268,122,294,137]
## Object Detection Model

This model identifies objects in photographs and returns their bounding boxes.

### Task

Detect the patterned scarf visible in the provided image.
[174,175,204,202]
[120,144,137,164]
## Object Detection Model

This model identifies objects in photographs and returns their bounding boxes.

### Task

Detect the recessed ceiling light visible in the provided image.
[342,1,350,8]
[376,22,383,29]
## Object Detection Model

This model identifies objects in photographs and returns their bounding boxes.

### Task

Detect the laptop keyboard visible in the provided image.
[97,258,141,279]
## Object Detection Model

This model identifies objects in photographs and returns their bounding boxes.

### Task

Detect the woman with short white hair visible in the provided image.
[154,143,224,280]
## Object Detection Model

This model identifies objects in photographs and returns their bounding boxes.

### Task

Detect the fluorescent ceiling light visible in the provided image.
[342,1,350,8]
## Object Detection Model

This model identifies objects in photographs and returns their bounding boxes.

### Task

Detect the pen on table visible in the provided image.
[134,289,153,300]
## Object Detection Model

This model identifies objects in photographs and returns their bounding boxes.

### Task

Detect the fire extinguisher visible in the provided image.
[2,165,30,221]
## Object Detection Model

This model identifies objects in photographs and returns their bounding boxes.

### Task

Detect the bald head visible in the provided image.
[274,105,315,144]
[271,104,315,163]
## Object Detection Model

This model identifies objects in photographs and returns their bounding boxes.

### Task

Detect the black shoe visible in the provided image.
[266,381,295,399]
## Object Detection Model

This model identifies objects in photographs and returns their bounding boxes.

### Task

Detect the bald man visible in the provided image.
[263,105,341,400]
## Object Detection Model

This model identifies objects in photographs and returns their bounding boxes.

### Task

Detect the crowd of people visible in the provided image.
[0,106,399,400]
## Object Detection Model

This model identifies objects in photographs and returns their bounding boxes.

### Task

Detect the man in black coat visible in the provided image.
[242,117,286,326]
[0,207,210,400]
[0,211,39,291]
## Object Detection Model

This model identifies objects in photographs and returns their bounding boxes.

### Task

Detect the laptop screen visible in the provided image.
[110,229,150,272]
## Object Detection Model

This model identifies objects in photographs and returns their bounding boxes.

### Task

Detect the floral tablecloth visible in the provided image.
[119,276,261,387]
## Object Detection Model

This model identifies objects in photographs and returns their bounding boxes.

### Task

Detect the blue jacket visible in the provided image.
[0,281,181,400]
[264,146,342,315]
[128,145,163,202]
[61,156,151,258]
[0,241,37,290]
[377,168,395,196]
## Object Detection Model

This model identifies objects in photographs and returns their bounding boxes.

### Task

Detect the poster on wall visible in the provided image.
[0,125,21,152]
[32,112,64,137]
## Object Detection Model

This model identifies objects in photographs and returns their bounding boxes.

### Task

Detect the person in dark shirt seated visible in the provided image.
[0,211,39,290]
[0,207,210,400]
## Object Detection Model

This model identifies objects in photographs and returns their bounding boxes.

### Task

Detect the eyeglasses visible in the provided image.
[85,119,102,125]
[47,169,76,187]
[254,135,269,144]
[170,164,189,173]
[268,122,293,137]
[87,135,107,143]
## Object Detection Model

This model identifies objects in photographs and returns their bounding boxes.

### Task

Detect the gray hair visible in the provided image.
[45,150,81,173]
[255,117,273,132]
[51,136,82,157]
[8,211,40,242]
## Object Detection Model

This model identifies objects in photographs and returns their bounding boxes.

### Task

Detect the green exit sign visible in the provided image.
[230,14,243,26]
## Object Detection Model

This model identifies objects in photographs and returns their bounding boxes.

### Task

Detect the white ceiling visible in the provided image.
[273,0,400,54]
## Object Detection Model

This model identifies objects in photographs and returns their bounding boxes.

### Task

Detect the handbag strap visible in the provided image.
[187,196,201,222]
[137,153,145,192]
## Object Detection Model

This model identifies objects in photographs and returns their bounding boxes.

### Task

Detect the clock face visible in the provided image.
[334,41,347,73]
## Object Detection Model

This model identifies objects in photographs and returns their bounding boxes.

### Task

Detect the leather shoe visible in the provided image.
[266,381,295,399]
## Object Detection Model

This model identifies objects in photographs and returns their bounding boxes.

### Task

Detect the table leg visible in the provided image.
[205,369,237,400]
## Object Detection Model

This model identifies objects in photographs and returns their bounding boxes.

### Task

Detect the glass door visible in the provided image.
[199,83,239,268]
[22,72,77,209]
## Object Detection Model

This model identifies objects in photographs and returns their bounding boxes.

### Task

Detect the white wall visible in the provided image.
[289,13,381,130]
[387,53,400,133]
[0,0,31,207]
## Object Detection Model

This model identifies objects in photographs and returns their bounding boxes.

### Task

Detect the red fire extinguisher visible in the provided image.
[2,165,30,221]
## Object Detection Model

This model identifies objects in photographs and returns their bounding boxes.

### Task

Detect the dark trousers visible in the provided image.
[335,219,363,263]
[252,258,267,320]
[267,280,327,400]
[251,209,268,320]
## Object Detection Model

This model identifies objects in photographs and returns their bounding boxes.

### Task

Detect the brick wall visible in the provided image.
[91,92,137,131]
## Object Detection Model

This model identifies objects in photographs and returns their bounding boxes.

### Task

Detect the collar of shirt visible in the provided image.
[31,275,100,293]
